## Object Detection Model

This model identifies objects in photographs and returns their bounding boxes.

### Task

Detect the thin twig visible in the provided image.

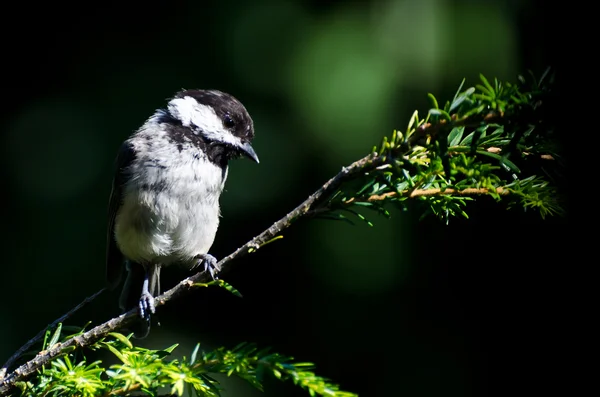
[0,288,106,381]
[344,187,509,204]
[485,146,555,160]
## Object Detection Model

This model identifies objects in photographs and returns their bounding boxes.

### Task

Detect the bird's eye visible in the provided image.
[223,114,235,128]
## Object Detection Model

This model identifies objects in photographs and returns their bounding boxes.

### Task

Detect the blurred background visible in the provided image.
[1,0,564,396]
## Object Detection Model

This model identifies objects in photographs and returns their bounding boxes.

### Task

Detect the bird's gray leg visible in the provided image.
[194,254,221,279]
[139,269,156,320]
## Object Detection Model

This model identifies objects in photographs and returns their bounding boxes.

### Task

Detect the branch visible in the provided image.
[0,152,384,396]
[344,187,509,204]
[0,84,553,395]
[0,288,105,381]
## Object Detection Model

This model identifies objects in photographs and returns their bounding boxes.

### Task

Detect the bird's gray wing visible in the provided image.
[106,141,136,289]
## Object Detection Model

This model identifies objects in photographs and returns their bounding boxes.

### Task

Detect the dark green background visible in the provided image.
[1,1,564,396]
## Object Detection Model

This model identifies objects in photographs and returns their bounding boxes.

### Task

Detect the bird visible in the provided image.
[106,89,259,337]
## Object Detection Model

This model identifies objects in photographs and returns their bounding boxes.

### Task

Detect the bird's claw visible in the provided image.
[197,254,221,280]
[139,291,155,320]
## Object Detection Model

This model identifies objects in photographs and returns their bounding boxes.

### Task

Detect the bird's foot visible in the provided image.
[195,254,221,280]
[139,291,156,320]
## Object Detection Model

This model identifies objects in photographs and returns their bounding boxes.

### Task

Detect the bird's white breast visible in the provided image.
[114,125,227,267]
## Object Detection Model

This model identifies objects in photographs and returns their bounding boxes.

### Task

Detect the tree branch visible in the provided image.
[0,288,105,381]
[0,107,542,396]
[0,152,384,396]
[344,187,509,204]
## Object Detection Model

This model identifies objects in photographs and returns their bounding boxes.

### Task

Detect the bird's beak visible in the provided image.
[239,141,260,163]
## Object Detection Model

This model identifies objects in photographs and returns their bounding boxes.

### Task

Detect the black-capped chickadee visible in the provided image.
[106,89,259,337]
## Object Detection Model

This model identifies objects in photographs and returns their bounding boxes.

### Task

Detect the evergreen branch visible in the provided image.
[0,71,559,395]
[12,336,356,397]
[0,152,381,395]
[0,113,526,395]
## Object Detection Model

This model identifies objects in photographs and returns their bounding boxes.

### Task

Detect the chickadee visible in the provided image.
[106,89,259,337]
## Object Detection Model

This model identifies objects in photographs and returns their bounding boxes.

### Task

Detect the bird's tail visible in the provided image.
[119,261,161,338]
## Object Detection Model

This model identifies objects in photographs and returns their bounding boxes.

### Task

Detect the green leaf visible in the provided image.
[428,108,451,121]
[428,93,439,109]
[458,131,475,146]
[47,323,63,348]
[449,87,475,113]
[190,343,200,366]
[467,125,488,150]
[163,343,179,354]
[476,150,521,173]
[500,156,521,173]
[103,342,128,364]
[108,332,133,349]
[402,168,415,187]
[406,110,419,132]
[356,179,376,196]
[351,201,375,207]
[448,127,465,146]
[452,78,466,102]
[479,73,494,95]
[449,95,467,113]
[259,235,284,248]
[474,87,492,98]
[42,327,52,351]
[216,280,243,298]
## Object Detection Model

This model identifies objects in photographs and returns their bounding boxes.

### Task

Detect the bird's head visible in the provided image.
[161,89,259,165]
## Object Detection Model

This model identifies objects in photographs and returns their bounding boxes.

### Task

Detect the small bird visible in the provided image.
[106,89,259,337]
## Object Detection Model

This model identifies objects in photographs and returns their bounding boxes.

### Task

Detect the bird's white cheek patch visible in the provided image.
[167,96,242,148]
[168,97,222,132]
[167,96,198,127]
